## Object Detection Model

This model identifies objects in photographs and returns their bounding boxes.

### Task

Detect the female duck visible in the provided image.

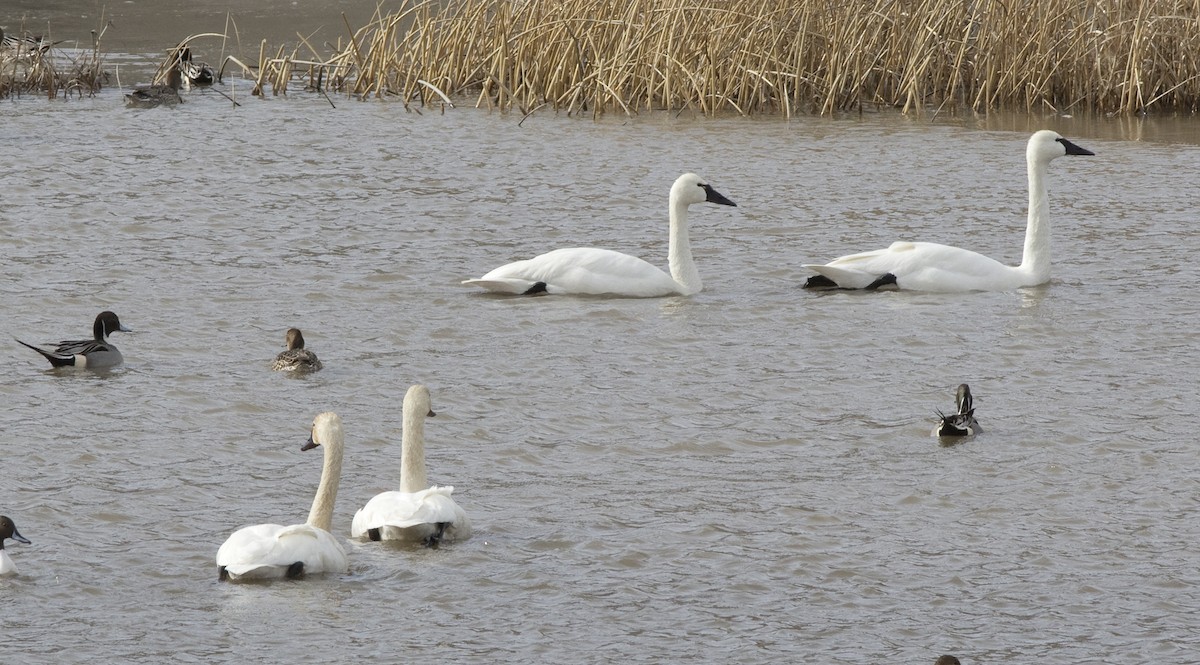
[463,172,736,297]
[125,67,183,108]
[803,130,1093,292]
[0,516,31,576]
[933,384,981,437]
[18,310,132,369]
[216,412,349,581]
[271,328,323,372]
[352,385,470,547]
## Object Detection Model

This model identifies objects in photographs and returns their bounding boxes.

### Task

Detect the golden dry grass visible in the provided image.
[307,0,1200,116]
[0,23,109,100]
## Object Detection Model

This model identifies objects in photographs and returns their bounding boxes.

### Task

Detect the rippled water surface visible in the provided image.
[4,45,1200,665]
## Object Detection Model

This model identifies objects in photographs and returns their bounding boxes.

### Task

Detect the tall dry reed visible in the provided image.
[309,0,1200,116]
[0,22,110,100]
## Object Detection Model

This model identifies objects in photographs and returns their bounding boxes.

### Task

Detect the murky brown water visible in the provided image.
[4,5,1200,664]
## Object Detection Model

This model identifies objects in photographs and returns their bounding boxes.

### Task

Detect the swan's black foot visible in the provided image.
[802,274,838,289]
[865,273,898,290]
[218,566,229,581]
[423,522,449,549]
[522,282,548,295]
[368,527,382,542]
[286,561,305,578]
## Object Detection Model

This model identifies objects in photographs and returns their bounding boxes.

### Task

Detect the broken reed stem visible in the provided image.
[320,0,1200,116]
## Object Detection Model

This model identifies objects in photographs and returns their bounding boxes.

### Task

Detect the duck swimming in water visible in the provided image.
[17,310,132,369]
[177,47,214,89]
[933,384,981,437]
[271,328,323,372]
[125,67,183,108]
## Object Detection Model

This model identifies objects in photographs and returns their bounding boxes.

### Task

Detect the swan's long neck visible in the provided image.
[1018,154,1052,283]
[399,408,428,493]
[306,429,343,532]
[667,193,701,296]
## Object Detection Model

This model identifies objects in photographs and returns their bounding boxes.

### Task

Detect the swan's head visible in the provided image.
[1028,130,1094,163]
[284,327,306,350]
[303,412,343,452]
[671,173,737,208]
[404,384,436,418]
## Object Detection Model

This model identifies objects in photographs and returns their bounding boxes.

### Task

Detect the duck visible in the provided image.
[803,130,1094,292]
[462,172,737,297]
[352,385,470,547]
[177,47,214,89]
[216,412,349,581]
[271,328,323,372]
[0,27,54,60]
[17,311,132,369]
[933,384,981,437]
[125,67,183,108]
[0,516,31,576]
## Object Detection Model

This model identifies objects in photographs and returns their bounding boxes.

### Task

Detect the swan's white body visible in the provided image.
[463,173,736,297]
[803,130,1093,292]
[352,385,471,545]
[217,413,349,581]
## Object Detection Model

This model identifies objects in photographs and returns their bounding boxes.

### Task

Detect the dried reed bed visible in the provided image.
[310,0,1200,116]
[0,24,109,100]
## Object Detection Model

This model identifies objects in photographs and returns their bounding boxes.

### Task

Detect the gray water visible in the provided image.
[4,45,1200,665]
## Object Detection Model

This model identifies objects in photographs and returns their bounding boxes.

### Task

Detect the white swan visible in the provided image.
[216,412,349,581]
[462,172,737,297]
[0,516,31,576]
[352,385,470,547]
[803,130,1093,292]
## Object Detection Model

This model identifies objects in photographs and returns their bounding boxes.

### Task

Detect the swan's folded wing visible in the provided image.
[217,523,347,577]
[216,523,289,576]
[352,486,470,537]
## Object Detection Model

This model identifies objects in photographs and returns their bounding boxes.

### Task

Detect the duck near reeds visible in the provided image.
[803,130,1093,292]
[177,47,214,89]
[352,385,471,548]
[271,328,323,372]
[463,172,737,297]
[17,311,132,369]
[0,516,31,576]
[933,384,981,438]
[0,27,54,60]
[124,67,183,108]
[216,413,349,581]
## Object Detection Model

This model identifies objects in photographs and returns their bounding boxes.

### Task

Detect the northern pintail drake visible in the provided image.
[17,311,131,369]
[803,130,1093,292]
[125,67,183,108]
[216,413,349,581]
[0,515,31,576]
[0,28,54,60]
[463,173,737,297]
[933,384,981,437]
[271,328,323,372]
[352,385,471,547]
[178,47,214,89]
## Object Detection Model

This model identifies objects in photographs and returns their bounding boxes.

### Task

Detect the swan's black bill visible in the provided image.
[702,184,737,207]
[1057,137,1094,156]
